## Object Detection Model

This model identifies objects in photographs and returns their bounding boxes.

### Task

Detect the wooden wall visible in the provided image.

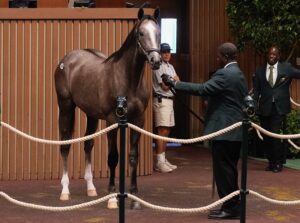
[0,8,154,180]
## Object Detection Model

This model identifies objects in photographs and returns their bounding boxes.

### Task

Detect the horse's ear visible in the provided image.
[153,8,160,20]
[138,8,144,20]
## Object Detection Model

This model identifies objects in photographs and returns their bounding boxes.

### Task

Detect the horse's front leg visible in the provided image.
[84,117,99,197]
[107,129,119,209]
[129,129,142,209]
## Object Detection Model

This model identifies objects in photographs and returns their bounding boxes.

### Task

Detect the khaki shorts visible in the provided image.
[153,97,175,127]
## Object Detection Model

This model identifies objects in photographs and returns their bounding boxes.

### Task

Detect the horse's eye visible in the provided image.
[139,32,144,37]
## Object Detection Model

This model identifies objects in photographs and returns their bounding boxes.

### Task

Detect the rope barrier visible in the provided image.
[0,121,118,145]
[1,120,299,146]
[2,190,300,213]
[288,139,300,150]
[0,191,117,211]
[1,118,300,214]
[249,190,300,205]
[291,98,300,107]
[251,122,300,140]
[128,122,242,144]
[127,191,240,213]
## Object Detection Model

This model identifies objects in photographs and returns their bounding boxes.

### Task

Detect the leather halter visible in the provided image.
[135,18,160,58]
[137,40,160,56]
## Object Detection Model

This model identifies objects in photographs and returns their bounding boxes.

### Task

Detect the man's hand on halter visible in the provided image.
[161,74,177,87]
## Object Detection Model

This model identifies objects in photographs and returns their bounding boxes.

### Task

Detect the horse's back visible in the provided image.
[59,49,107,67]
[54,49,112,117]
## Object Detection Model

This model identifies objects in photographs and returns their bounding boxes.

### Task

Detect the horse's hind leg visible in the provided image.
[84,116,99,197]
[58,100,75,201]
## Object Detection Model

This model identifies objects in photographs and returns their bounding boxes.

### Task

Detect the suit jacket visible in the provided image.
[253,62,300,116]
[174,63,248,141]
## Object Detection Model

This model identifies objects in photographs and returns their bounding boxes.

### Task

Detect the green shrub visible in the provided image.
[286,109,300,157]
[248,109,300,158]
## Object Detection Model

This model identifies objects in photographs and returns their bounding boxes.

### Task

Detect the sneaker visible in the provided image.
[165,159,177,170]
[155,161,173,173]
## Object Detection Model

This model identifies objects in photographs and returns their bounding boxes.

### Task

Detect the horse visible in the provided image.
[54,8,161,209]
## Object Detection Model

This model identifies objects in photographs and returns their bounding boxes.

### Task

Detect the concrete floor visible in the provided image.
[1,146,300,223]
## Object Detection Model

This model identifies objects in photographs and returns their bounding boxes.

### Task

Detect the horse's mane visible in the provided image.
[104,15,156,63]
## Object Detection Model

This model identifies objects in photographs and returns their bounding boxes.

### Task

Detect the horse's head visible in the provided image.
[136,8,161,70]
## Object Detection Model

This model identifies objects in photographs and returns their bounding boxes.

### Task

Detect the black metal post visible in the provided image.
[240,118,251,223]
[116,96,128,223]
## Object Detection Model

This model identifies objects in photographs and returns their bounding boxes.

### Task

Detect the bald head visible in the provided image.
[218,42,238,61]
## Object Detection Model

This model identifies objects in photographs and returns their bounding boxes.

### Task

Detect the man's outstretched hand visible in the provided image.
[161,74,177,87]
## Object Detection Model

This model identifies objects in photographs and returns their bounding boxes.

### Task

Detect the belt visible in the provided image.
[154,93,174,100]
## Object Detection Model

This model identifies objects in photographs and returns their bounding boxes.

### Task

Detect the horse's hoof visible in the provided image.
[87,189,98,197]
[130,200,142,210]
[107,197,118,209]
[60,193,70,201]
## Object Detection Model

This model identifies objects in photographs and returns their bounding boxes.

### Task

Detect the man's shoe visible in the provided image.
[155,161,173,173]
[272,164,283,173]
[165,159,177,170]
[208,210,240,220]
[209,209,222,215]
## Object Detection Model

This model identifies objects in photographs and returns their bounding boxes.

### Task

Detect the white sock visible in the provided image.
[157,152,166,163]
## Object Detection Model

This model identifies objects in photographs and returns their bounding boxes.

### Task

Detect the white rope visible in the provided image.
[0,191,117,211]
[291,97,300,107]
[288,139,300,150]
[256,129,264,140]
[127,191,240,213]
[2,189,300,213]
[0,121,118,145]
[251,122,300,139]
[249,190,300,205]
[1,121,242,146]
[128,122,242,144]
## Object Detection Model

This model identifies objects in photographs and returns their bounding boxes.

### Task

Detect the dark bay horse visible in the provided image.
[54,8,161,208]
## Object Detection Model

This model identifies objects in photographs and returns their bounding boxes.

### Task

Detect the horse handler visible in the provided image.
[162,42,248,220]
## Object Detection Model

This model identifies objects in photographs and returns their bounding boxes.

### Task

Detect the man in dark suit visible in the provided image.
[253,46,300,173]
[162,42,248,220]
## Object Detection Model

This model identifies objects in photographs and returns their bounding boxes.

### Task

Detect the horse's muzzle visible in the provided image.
[152,60,162,70]
[150,55,162,70]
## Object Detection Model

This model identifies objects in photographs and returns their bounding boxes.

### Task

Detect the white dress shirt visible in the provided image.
[266,62,278,86]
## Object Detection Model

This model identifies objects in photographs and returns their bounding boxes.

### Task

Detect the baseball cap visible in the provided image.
[160,43,172,52]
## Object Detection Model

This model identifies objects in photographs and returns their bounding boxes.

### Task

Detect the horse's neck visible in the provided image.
[117,45,146,87]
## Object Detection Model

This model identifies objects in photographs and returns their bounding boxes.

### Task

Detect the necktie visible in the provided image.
[268,66,274,87]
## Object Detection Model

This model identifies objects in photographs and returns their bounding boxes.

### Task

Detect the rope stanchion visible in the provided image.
[116,96,128,223]
[240,119,251,223]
